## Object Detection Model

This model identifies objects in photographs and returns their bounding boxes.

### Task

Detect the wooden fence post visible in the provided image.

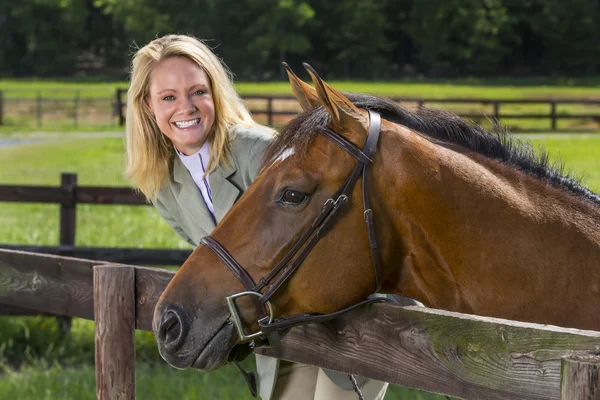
[116,89,125,126]
[94,265,136,400]
[57,172,77,334]
[0,90,4,126]
[37,91,42,127]
[267,96,274,126]
[493,101,500,123]
[60,173,77,246]
[560,354,600,399]
[74,90,80,127]
[551,101,557,131]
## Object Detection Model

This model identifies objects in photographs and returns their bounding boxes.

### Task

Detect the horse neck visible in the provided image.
[372,125,600,329]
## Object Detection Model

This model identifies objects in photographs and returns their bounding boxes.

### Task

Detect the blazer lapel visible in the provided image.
[210,155,240,224]
[172,157,216,236]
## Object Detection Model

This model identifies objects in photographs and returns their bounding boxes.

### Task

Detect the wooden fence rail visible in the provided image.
[0,172,192,265]
[3,89,596,132]
[2,248,600,399]
[118,89,600,132]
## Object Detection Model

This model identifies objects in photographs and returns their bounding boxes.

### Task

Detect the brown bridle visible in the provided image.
[200,110,390,347]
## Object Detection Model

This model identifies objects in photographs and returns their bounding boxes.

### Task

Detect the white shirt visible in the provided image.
[175,142,215,218]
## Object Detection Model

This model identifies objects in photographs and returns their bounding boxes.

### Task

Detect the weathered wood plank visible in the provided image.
[4,249,600,399]
[0,244,191,266]
[0,186,68,203]
[76,186,146,205]
[0,303,59,316]
[560,354,600,400]
[0,249,174,324]
[0,249,101,319]
[257,306,600,400]
[135,265,174,331]
[94,265,136,400]
[0,185,147,205]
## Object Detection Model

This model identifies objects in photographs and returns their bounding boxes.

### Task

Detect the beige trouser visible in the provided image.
[271,360,388,400]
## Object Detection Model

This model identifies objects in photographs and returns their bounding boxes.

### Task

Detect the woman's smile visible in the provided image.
[173,118,202,129]
[147,56,215,155]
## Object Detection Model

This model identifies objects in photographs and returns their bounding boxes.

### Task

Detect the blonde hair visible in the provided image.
[126,34,264,200]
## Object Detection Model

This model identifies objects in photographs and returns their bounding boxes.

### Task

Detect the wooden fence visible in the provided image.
[1,88,599,132]
[115,88,600,132]
[0,89,118,128]
[0,172,191,265]
[2,248,600,399]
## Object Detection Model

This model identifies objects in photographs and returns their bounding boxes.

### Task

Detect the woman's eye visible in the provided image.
[280,189,308,205]
[162,95,175,101]
[193,90,205,96]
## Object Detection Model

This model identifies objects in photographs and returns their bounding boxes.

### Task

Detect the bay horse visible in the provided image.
[152,63,600,373]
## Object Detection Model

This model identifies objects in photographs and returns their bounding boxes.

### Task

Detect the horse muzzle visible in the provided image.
[153,302,238,370]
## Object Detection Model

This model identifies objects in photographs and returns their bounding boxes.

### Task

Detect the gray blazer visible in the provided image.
[154,125,272,243]
[153,125,282,399]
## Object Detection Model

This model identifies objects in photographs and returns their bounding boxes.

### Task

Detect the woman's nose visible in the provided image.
[177,97,197,115]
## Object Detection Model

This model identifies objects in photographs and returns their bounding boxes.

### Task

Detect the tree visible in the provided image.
[326,0,391,79]
[409,0,511,76]
[503,0,600,75]
[242,0,315,80]
[0,0,88,76]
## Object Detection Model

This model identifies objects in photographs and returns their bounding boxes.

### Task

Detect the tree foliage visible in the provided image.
[1,0,599,78]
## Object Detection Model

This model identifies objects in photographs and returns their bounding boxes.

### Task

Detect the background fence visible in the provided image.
[1,248,600,399]
[0,89,120,128]
[1,88,600,132]
[0,172,191,265]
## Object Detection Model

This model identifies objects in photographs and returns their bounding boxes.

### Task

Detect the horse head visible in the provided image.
[152,64,600,371]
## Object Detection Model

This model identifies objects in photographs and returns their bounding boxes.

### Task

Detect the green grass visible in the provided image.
[0,363,440,400]
[3,77,600,98]
[0,132,599,399]
[0,317,258,400]
[0,136,189,249]
[522,134,600,192]
[0,80,128,98]
[238,80,600,99]
[0,362,267,400]
[0,126,125,134]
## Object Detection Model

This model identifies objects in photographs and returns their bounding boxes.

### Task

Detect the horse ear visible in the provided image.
[283,62,320,111]
[303,63,367,139]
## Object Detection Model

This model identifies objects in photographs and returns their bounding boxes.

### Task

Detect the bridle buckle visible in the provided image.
[225,291,274,342]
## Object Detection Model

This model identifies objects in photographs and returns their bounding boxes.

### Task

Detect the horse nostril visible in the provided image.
[158,307,189,351]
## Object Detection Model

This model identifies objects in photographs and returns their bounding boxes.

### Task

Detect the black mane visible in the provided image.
[262,92,600,205]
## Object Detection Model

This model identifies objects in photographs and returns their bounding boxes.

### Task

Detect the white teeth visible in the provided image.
[174,119,200,128]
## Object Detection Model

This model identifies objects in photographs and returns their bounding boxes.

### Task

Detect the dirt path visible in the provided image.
[0,132,124,148]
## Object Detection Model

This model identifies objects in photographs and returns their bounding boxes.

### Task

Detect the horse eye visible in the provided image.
[280,189,308,205]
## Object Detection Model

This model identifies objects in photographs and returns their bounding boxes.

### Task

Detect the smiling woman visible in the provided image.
[146,57,215,156]
[124,34,389,400]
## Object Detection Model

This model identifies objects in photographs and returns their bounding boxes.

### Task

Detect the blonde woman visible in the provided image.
[126,34,389,400]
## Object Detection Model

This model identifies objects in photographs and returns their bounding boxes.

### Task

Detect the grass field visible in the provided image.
[3,76,600,98]
[0,131,599,399]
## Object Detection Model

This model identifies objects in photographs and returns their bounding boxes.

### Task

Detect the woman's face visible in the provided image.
[147,56,216,155]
